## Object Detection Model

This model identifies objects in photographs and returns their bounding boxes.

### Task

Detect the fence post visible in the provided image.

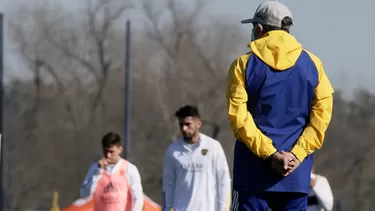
[124,20,132,160]
[0,13,5,211]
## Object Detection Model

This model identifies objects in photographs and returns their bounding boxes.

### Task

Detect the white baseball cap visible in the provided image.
[241,0,293,28]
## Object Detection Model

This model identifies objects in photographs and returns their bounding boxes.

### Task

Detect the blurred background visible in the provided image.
[0,0,375,210]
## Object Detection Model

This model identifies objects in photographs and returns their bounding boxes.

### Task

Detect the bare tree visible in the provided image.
[5,0,133,208]
[138,0,245,142]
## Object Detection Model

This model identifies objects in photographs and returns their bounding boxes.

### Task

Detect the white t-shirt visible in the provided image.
[307,174,334,211]
[162,133,231,211]
[80,158,144,211]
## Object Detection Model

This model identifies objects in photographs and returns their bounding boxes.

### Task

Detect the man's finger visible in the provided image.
[283,167,295,176]
[283,157,291,169]
[283,161,301,176]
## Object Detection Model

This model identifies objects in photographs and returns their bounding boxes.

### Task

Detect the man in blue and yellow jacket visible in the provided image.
[226,1,334,210]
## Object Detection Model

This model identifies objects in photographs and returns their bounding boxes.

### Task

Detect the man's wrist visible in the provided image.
[290,145,307,163]
[262,146,278,160]
[267,151,277,162]
[290,152,298,160]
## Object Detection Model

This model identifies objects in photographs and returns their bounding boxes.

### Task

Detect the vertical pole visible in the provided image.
[124,20,131,160]
[7,86,13,211]
[0,13,4,211]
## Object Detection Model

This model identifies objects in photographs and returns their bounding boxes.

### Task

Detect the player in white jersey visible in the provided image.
[80,132,144,211]
[307,166,334,211]
[162,105,231,211]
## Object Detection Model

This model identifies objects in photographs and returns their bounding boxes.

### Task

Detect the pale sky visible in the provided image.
[1,0,375,97]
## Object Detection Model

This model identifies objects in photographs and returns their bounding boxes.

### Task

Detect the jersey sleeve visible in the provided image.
[214,142,231,211]
[162,146,176,211]
[226,54,277,159]
[128,164,144,211]
[80,163,102,198]
[291,52,334,162]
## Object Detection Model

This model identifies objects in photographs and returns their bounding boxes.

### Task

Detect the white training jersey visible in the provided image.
[307,174,334,211]
[162,133,231,211]
[80,158,144,211]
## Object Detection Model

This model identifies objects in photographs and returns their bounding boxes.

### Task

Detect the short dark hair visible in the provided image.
[175,105,200,119]
[261,16,293,33]
[102,132,122,148]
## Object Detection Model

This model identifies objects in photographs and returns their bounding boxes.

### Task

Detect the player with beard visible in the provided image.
[162,105,231,211]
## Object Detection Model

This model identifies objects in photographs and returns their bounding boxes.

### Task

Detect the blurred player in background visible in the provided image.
[307,166,334,211]
[226,0,334,210]
[162,105,231,211]
[80,132,144,211]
